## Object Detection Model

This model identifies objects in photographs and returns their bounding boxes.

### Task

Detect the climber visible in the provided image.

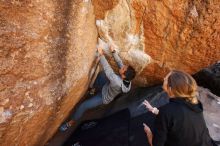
[142,70,216,146]
[59,45,136,132]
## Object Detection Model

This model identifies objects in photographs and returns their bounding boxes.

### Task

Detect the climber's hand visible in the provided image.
[97,47,104,56]
[109,45,115,53]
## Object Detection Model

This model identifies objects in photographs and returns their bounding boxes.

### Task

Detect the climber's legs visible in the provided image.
[92,71,108,92]
[73,71,108,120]
[60,92,103,131]
[71,92,103,121]
[59,71,108,132]
[60,92,103,132]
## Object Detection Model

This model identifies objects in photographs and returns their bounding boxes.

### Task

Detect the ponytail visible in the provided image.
[167,70,199,104]
[187,95,198,104]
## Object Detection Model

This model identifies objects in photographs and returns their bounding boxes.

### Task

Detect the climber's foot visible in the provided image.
[59,120,75,132]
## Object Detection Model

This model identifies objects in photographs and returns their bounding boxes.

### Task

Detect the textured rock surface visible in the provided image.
[93,0,220,85]
[197,87,220,142]
[0,0,97,145]
[0,0,220,145]
[194,61,220,96]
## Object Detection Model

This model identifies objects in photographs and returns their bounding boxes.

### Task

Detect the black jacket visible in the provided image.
[152,97,213,146]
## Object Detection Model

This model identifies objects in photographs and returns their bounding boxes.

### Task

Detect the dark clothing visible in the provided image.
[153,97,213,146]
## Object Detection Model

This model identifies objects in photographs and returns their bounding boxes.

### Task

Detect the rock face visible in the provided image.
[93,0,220,85]
[0,0,220,145]
[197,87,220,142]
[0,1,97,145]
[194,61,220,96]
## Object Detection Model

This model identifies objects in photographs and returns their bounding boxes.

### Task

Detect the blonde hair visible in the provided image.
[167,70,198,104]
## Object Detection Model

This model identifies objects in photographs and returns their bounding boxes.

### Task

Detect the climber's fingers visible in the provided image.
[97,47,104,55]
[109,45,115,52]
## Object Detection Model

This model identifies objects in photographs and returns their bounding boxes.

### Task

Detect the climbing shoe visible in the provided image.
[59,122,71,132]
[81,121,98,130]
[88,88,96,96]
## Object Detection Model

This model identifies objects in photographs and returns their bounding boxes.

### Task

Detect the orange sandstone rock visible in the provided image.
[94,0,220,86]
[0,0,97,145]
[0,0,220,145]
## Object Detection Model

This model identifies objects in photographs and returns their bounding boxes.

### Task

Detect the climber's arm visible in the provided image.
[97,47,118,84]
[110,46,124,69]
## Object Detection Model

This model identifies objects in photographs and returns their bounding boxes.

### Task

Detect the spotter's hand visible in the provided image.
[143,123,153,146]
[143,100,154,111]
[143,100,159,115]
[143,123,152,134]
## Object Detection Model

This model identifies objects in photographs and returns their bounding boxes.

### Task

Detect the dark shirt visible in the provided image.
[153,97,213,146]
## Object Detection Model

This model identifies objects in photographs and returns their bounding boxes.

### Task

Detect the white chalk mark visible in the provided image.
[190,5,198,17]
[126,34,139,46]
[128,49,151,65]
[97,38,109,53]
[96,20,104,27]
[97,38,119,54]
[0,109,12,124]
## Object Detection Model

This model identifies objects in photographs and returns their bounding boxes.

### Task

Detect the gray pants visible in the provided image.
[71,71,108,121]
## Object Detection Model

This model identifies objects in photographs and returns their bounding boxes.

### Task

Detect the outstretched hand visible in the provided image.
[143,100,154,111]
[143,100,159,115]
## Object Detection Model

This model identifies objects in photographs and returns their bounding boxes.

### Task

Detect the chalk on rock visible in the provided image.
[0,109,12,124]
[190,5,198,17]
[96,20,104,27]
[3,110,12,118]
[128,49,151,65]
[97,38,110,54]
[126,34,139,46]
